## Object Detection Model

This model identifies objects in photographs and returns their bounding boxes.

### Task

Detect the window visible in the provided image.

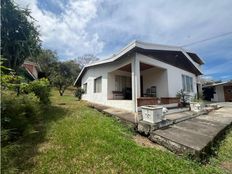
[83,83,87,94]
[182,75,193,92]
[94,76,102,93]
[115,75,131,91]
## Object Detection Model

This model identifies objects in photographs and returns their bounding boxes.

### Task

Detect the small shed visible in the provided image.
[203,81,232,102]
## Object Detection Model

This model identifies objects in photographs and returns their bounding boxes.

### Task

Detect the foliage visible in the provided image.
[191,93,204,103]
[50,74,71,96]
[203,87,215,101]
[1,57,22,92]
[31,49,58,77]
[1,91,41,143]
[20,78,51,104]
[176,89,189,107]
[75,54,98,68]
[74,87,85,100]
[62,60,81,82]
[50,61,80,96]
[1,72,23,94]
[0,57,12,73]
[1,0,41,71]
[2,89,230,173]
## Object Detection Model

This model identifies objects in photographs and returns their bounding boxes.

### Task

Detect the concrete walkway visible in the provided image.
[150,103,232,157]
[88,102,137,124]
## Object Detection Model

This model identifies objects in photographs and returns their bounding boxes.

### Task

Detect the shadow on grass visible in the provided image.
[1,105,69,173]
[185,125,232,165]
[203,125,232,162]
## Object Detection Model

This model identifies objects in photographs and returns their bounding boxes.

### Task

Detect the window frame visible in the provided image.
[83,83,87,94]
[94,76,102,93]
[182,74,193,93]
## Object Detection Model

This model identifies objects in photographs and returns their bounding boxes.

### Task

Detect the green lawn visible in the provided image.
[2,89,232,173]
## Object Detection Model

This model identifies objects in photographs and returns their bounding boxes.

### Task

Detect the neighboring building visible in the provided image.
[74,40,204,112]
[21,61,41,80]
[203,81,232,102]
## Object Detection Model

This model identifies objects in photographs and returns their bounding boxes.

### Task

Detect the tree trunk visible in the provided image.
[59,90,63,96]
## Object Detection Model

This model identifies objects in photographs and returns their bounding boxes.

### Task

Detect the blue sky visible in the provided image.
[15,0,232,80]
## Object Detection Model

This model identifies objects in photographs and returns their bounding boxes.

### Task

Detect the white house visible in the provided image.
[74,40,204,112]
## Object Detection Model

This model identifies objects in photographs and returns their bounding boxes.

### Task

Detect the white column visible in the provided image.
[131,53,140,112]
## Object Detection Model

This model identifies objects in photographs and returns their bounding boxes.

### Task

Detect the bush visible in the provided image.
[1,91,41,142]
[74,87,85,100]
[20,78,51,104]
[1,73,23,94]
[176,89,190,107]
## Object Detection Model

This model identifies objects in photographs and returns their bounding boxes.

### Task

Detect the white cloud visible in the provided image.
[202,75,213,80]
[14,0,232,73]
[93,0,232,45]
[14,0,104,59]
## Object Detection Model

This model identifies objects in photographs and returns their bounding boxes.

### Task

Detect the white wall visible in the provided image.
[212,85,225,102]
[108,70,131,99]
[81,56,134,111]
[141,67,168,97]
[81,53,200,112]
[137,53,198,98]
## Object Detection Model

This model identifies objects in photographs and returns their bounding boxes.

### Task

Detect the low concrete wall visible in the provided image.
[106,100,134,112]
[137,97,159,107]
[161,97,180,104]
[137,97,180,107]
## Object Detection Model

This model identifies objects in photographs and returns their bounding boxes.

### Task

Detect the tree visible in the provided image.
[63,60,81,82]
[49,61,72,96]
[50,60,81,96]
[75,54,98,68]
[32,49,58,77]
[1,0,41,71]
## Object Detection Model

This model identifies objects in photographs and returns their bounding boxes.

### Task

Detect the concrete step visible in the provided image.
[149,116,231,158]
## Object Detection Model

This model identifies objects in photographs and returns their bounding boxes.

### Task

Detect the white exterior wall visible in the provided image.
[108,70,131,99]
[81,56,134,112]
[141,68,168,97]
[81,53,200,112]
[137,53,198,98]
[212,85,225,102]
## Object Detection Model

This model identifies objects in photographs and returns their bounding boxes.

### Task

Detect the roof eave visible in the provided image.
[74,40,204,85]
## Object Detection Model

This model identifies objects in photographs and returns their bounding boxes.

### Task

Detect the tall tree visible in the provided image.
[1,0,41,71]
[75,54,98,68]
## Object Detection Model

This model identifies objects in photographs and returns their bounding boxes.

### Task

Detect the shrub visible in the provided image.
[74,87,85,100]
[191,93,204,103]
[20,78,51,104]
[176,89,190,107]
[1,91,41,142]
[1,73,23,94]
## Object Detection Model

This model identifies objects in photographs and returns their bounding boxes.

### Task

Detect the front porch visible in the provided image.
[107,60,179,112]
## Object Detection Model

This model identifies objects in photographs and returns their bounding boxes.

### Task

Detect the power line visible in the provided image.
[181,31,232,47]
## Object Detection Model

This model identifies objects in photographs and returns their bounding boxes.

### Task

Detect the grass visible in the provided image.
[1,89,232,173]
